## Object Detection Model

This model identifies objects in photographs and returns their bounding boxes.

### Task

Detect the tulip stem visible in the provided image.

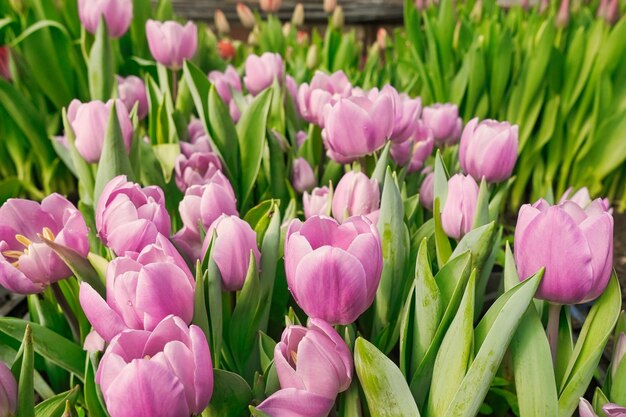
[547,303,561,365]
[51,282,80,342]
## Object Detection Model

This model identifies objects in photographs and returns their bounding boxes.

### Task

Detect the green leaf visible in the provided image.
[34,386,79,417]
[203,369,253,417]
[0,318,85,379]
[372,142,391,188]
[152,143,180,182]
[207,85,240,183]
[443,271,543,417]
[88,17,114,100]
[83,354,107,417]
[471,179,490,229]
[355,337,421,417]
[433,150,449,208]
[237,89,272,208]
[16,325,34,417]
[93,101,134,204]
[433,198,452,269]
[450,221,496,278]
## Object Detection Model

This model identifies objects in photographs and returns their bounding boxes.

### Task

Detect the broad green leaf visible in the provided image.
[16,325,34,417]
[88,17,114,100]
[471,179,490,229]
[355,338,421,417]
[433,198,452,269]
[152,143,180,182]
[193,260,210,344]
[450,222,496,278]
[372,142,392,188]
[207,85,240,182]
[204,370,253,417]
[83,354,107,417]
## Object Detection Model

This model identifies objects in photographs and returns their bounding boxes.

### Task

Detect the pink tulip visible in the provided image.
[284,216,382,324]
[96,316,213,417]
[390,122,434,172]
[292,158,316,193]
[296,130,308,148]
[0,194,89,294]
[0,361,17,417]
[579,399,598,417]
[422,103,463,146]
[243,52,284,96]
[96,176,170,255]
[441,174,479,239]
[459,118,518,183]
[146,20,197,70]
[419,171,435,211]
[208,65,242,106]
[181,120,212,157]
[79,234,194,342]
[332,171,380,223]
[117,75,148,119]
[174,151,223,192]
[559,187,610,211]
[286,75,299,103]
[0,46,11,81]
[514,198,613,304]
[67,99,133,164]
[369,85,421,143]
[260,0,283,13]
[303,186,332,219]
[200,215,260,291]
[604,404,626,417]
[297,70,352,126]
[256,389,335,417]
[236,3,256,28]
[78,0,132,38]
[322,93,394,163]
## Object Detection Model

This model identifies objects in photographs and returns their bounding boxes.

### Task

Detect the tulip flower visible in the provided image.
[236,3,256,28]
[78,0,132,38]
[324,0,337,13]
[292,158,316,193]
[181,120,212,157]
[422,103,463,146]
[459,118,518,183]
[419,170,435,211]
[579,399,598,417]
[256,388,336,417]
[260,0,282,13]
[117,75,148,119]
[385,87,422,143]
[0,46,11,81]
[332,171,380,223]
[174,151,223,192]
[96,315,213,417]
[208,65,242,106]
[296,130,308,148]
[67,99,133,164]
[0,361,17,417]
[303,186,332,219]
[514,198,613,304]
[284,216,383,324]
[214,9,230,35]
[322,93,394,163]
[200,215,260,291]
[286,75,299,102]
[244,52,284,96]
[96,176,170,255]
[297,70,352,126]
[146,20,197,70]
[441,174,479,239]
[332,6,345,28]
[79,235,194,342]
[390,122,434,172]
[556,0,570,27]
[292,3,305,26]
[0,194,89,294]
[604,404,626,417]
[559,187,611,211]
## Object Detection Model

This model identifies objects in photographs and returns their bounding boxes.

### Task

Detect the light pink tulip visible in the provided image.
[146,20,197,70]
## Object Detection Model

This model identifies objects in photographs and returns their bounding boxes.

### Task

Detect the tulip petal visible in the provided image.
[80,282,127,342]
[256,388,335,417]
[579,212,614,302]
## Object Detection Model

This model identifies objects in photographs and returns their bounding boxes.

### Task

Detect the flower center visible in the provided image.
[1,227,56,268]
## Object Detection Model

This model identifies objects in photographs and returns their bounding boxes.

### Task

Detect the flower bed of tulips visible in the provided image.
[0,0,625,416]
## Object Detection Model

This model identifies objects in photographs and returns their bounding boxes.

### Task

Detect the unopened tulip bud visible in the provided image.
[332,6,345,28]
[260,0,282,13]
[377,28,388,50]
[214,9,230,35]
[419,171,435,211]
[247,30,258,46]
[237,3,256,28]
[597,0,608,19]
[0,361,16,417]
[332,171,380,222]
[306,44,319,69]
[556,0,570,27]
[146,20,198,70]
[324,0,337,13]
[605,0,619,24]
[441,174,479,239]
[579,399,598,417]
[303,186,332,218]
[282,22,292,37]
[292,158,316,193]
[292,3,305,26]
[78,0,132,38]
[0,46,11,81]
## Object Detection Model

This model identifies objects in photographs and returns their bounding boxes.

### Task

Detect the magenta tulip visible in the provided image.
[78,0,132,38]
[514,198,613,304]
[284,216,382,324]
[390,122,434,172]
[146,20,197,70]
[292,158,316,193]
[79,234,194,342]
[174,151,223,192]
[96,176,170,255]
[322,93,394,163]
[0,361,16,417]
[0,194,89,294]
[96,316,213,417]
[441,174,479,239]
[297,70,352,126]
[459,118,518,183]
[208,65,242,105]
[244,52,284,96]
[303,186,332,219]
[419,171,435,211]
[331,171,380,223]
[117,75,148,119]
[67,99,133,163]
[422,103,462,146]
[200,215,260,291]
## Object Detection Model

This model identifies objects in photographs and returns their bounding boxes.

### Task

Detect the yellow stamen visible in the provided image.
[144,355,151,360]
[11,261,18,268]
[2,250,24,259]
[290,351,298,364]
[42,227,55,241]
[15,234,32,247]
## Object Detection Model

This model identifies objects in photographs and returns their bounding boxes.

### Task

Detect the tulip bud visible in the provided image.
[331,171,380,222]
[415,0,426,10]
[390,126,434,173]
[208,65,243,106]
[441,174,479,239]
[324,0,337,13]
[67,99,133,163]
[78,0,132,38]
[422,103,463,146]
[419,171,435,211]
[459,118,519,183]
[0,46,11,81]
[282,22,292,37]
[217,39,236,60]
[603,404,626,417]
[297,30,309,44]
[597,0,608,19]
[291,158,316,193]
[146,20,198,70]
[260,0,282,13]
[296,130,308,148]
[244,52,285,96]
[284,216,383,324]
[96,316,213,417]
[332,6,345,28]
[292,3,305,26]
[0,361,17,417]
[214,9,230,35]
[201,215,261,291]
[605,0,619,24]
[303,186,332,218]
[612,333,626,378]
[579,399,598,417]
[514,198,613,304]
[237,3,256,28]
[556,0,570,27]
[377,28,388,50]
[117,75,148,119]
